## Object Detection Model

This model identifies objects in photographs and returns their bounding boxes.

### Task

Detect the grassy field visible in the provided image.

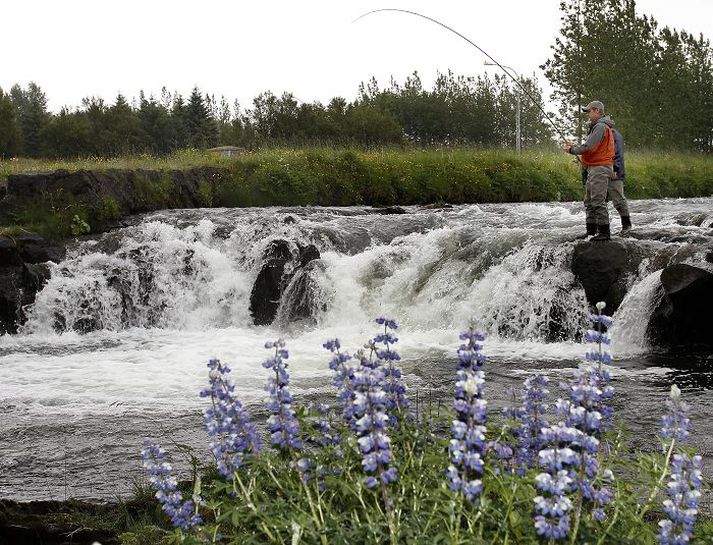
[1,147,711,239]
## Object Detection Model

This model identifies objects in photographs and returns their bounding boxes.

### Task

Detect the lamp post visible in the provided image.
[484,62,521,153]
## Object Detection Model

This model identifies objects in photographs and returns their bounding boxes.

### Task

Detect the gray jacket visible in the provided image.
[569,115,612,156]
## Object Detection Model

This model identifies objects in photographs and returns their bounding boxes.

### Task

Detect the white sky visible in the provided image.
[2,0,712,113]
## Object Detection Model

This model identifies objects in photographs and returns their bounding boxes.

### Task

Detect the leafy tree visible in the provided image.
[39,108,92,158]
[0,87,22,158]
[137,92,175,155]
[104,93,145,155]
[543,0,713,150]
[9,82,50,157]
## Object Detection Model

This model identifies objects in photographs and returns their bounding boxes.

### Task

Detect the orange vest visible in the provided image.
[581,125,615,168]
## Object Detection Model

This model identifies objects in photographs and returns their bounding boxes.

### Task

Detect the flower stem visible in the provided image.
[635,438,676,525]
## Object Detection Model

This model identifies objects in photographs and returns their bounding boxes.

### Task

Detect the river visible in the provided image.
[1,198,712,500]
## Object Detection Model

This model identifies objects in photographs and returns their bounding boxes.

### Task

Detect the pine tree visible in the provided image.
[186,87,218,149]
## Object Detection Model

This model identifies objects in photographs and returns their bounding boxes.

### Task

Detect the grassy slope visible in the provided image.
[1,147,711,238]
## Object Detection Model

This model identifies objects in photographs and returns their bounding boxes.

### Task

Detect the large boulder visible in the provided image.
[648,264,713,349]
[249,240,321,326]
[571,239,645,313]
[0,234,61,334]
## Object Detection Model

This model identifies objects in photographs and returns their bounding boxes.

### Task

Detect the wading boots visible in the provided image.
[591,223,611,241]
[620,215,632,235]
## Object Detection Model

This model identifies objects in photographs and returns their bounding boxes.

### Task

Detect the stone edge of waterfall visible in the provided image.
[0,233,64,334]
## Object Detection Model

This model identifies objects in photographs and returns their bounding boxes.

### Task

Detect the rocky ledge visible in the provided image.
[0,233,65,334]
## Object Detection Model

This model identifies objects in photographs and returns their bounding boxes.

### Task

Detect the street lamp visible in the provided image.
[484,62,521,153]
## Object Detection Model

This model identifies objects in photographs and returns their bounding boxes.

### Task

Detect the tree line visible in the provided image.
[1,0,711,159]
[0,72,550,159]
[544,0,713,150]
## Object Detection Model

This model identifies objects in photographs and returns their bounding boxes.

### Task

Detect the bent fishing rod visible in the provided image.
[353,8,572,146]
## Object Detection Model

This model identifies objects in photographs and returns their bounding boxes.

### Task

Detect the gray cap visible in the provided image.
[582,100,605,112]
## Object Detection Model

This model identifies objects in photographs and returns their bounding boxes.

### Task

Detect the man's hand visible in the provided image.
[562,141,574,153]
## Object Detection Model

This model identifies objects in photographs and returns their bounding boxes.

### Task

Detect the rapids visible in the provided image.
[1,198,712,500]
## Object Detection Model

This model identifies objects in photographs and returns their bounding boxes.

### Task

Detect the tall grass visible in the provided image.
[1,147,711,239]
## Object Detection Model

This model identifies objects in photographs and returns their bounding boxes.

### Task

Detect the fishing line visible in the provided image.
[353,8,571,144]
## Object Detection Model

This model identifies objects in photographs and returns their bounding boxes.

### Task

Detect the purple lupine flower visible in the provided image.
[199,358,262,479]
[447,330,487,504]
[509,375,550,472]
[372,317,409,422]
[141,440,202,530]
[661,385,691,442]
[349,348,397,490]
[488,438,515,475]
[534,423,582,540]
[658,453,703,545]
[263,339,303,451]
[534,304,617,538]
[309,402,339,448]
[324,338,357,426]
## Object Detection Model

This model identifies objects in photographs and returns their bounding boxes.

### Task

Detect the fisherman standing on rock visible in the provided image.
[563,100,615,241]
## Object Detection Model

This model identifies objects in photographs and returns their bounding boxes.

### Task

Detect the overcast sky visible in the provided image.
[2,0,712,113]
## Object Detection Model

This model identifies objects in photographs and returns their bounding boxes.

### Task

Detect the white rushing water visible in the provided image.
[1,198,712,499]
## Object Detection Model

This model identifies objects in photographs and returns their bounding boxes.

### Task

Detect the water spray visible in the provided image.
[353,8,572,145]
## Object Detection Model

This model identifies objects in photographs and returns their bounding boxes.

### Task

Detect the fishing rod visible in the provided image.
[353,8,572,145]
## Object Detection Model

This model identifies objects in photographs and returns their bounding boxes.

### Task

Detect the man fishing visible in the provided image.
[563,100,615,241]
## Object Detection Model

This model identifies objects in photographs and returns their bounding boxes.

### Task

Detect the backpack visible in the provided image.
[612,129,625,180]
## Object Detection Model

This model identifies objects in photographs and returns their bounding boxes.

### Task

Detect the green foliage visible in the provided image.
[9,82,50,157]
[197,180,214,207]
[70,214,91,236]
[0,87,22,158]
[543,0,713,151]
[1,147,711,239]
[132,411,712,545]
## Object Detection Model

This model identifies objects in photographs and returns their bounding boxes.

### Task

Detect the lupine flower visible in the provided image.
[534,423,582,540]
[567,305,615,516]
[658,453,703,545]
[141,440,202,530]
[324,338,357,425]
[372,317,409,422]
[308,402,339,448]
[349,348,398,490]
[534,303,616,537]
[657,385,701,545]
[508,375,550,472]
[447,330,487,504]
[263,339,303,451]
[199,358,261,479]
[661,385,691,442]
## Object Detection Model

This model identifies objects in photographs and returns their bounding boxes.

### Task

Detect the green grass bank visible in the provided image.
[1,147,712,239]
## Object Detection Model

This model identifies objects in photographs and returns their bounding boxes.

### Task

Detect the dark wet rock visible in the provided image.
[0,234,58,334]
[15,232,65,263]
[648,264,713,349]
[374,206,407,215]
[0,498,146,545]
[249,240,321,326]
[277,261,328,324]
[0,237,23,267]
[419,202,454,210]
[571,239,646,313]
[283,214,298,224]
[299,244,320,267]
